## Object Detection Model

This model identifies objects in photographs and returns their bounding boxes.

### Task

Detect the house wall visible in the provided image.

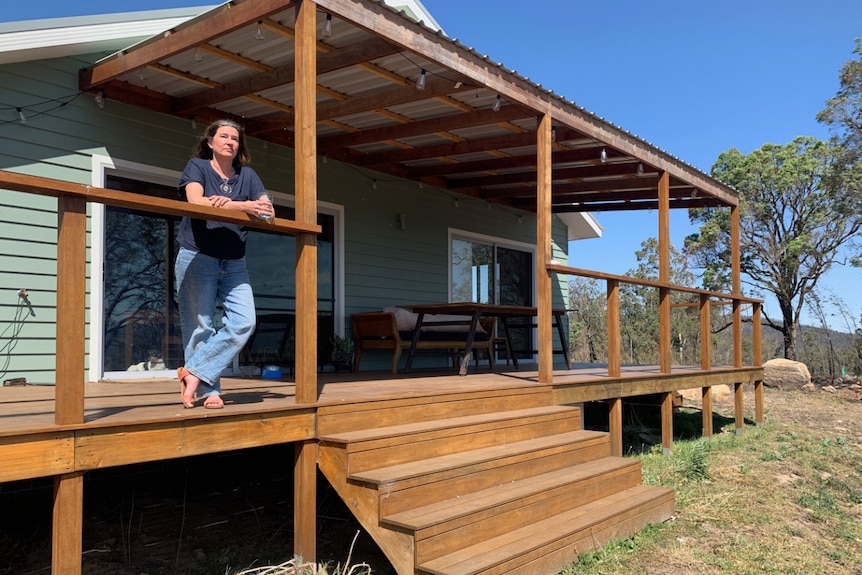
[0,54,570,384]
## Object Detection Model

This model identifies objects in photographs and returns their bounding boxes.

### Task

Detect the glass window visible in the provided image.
[451,235,534,360]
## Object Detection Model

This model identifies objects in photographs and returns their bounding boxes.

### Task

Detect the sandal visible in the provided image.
[203,394,224,410]
[178,367,197,409]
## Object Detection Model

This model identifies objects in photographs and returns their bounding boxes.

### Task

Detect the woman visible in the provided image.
[175,119,273,409]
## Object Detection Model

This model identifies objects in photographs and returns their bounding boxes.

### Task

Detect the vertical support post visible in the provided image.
[608,397,623,457]
[294,0,318,405]
[699,294,713,439]
[661,391,673,456]
[753,302,764,425]
[293,0,318,565]
[702,386,713,439]
[53,195,87,575]
[53,472,84,575]
[730,205,744,434]
[56,196,87,425]
[606,280,620,378]
[536,113,553,383]
[658,171,671,374]
[657,171,674,454]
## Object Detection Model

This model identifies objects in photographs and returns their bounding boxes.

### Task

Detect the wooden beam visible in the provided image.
[734,381,745,435]
[607,279,620,378]
[80,1,296,88]
[661,392,673,456]
[702,386,713,439]
[753,302,764,425]
[176,37,399,115]
[700,294,711,371]
[55,196,86,426]
[52,472,84,575]
[294,0,319,406]
[537,114,553,384]
[658,172,671,374]
[320,106,530,151]
[360,131,540,166]
[608,397,622,457]
[293,0,318,566]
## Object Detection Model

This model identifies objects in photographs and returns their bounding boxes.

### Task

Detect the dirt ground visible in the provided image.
[2,380,860,575]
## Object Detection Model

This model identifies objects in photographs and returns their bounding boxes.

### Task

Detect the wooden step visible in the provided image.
[317,388,554,435]
[418,484,675,575]
[322,406,582,473]
[353,430,611,517]
[383,457,644,565]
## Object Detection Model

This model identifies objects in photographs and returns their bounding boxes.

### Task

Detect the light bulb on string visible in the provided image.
[94,91,105,109]
[416,69,426,90]
[637,162,644,175]
[194,46,203,62]
[600,148,607,163]
[323,14,332,37]
[255,21,265,40]
[492,95,501,112]
[16,108,26,123]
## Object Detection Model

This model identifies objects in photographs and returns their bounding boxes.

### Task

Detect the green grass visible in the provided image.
[560,393,862,574]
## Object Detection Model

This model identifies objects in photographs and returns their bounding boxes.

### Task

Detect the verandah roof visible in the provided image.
[78,0,738,215]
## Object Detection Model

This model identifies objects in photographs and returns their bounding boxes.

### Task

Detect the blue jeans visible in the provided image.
[175,247,256,398]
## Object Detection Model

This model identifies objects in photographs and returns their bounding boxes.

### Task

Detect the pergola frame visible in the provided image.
[71,0,749,568]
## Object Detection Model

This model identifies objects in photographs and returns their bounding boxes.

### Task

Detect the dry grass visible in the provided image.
[561,386,862,574]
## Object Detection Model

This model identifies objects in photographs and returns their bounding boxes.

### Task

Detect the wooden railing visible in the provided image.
[0,170,321,426]
[548,262,765,455]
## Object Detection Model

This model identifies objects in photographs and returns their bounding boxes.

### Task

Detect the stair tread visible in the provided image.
[419,484,674,575]
[319,405,579,444]
[383,456,638,531]
[351,429,607,485]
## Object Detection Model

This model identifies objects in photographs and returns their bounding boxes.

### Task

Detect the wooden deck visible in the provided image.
[1,363,762,484]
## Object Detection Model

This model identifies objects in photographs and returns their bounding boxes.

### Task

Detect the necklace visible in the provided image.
[211,159,234,195]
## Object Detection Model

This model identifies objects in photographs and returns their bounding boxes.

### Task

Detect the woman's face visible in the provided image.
[208,125,240,160]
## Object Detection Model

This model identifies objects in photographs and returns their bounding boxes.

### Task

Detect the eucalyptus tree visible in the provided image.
[685,137,862,360]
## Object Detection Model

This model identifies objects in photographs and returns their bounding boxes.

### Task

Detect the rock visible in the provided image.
[822,385,837,393]
[763,358,811,390]
[802,382,816,392]
[678,384,731,403]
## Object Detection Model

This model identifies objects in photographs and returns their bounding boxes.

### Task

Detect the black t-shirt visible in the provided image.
[177,157,266,260]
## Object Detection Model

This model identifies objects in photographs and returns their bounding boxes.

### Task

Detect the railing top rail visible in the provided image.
[548,262,763,305]
[0,170,321,236]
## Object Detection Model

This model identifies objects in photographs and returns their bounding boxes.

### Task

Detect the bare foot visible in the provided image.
[203,394,224,409]
[178,367,200,408]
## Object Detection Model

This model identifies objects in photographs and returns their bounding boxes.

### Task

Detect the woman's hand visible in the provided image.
[208,195,273,219]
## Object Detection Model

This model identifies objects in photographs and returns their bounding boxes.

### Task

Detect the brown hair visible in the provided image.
[193,119,251,167]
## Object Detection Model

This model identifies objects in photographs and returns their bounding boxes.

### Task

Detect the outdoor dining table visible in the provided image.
[400,302,571,376]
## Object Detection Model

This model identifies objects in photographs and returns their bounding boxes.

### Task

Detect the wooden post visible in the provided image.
[53,472,84,575]
[657,171,674,454]
[658,171,671,374]
[730,205,744,434]
[609,397,622,457]
[700,294,713,438]
[536,113,553,383]
[607,280,620,378]
[55,196,87,425]
[753,302,764,425]
[53,195,87,575]
[661,391,673,456]
[293,0,318,565]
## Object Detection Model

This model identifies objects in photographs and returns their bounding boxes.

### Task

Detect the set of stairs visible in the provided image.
[317,388,674,575]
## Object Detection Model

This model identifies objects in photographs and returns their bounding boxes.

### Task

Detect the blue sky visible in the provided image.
[4,0,862,329]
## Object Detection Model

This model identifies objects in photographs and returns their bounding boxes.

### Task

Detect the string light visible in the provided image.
[94,91,105,109]
[255,20,265,40]
[491,95,502,112]
[323,14,332,37]
[1,91,83,125]
[416,69,426,90]
[16,108,26,123]
[372,179,378,190]
[637,162,644,175]
[551,126,556,142]
[600,148,607,163]
[138,69,147,81]
[194,46,203,62]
